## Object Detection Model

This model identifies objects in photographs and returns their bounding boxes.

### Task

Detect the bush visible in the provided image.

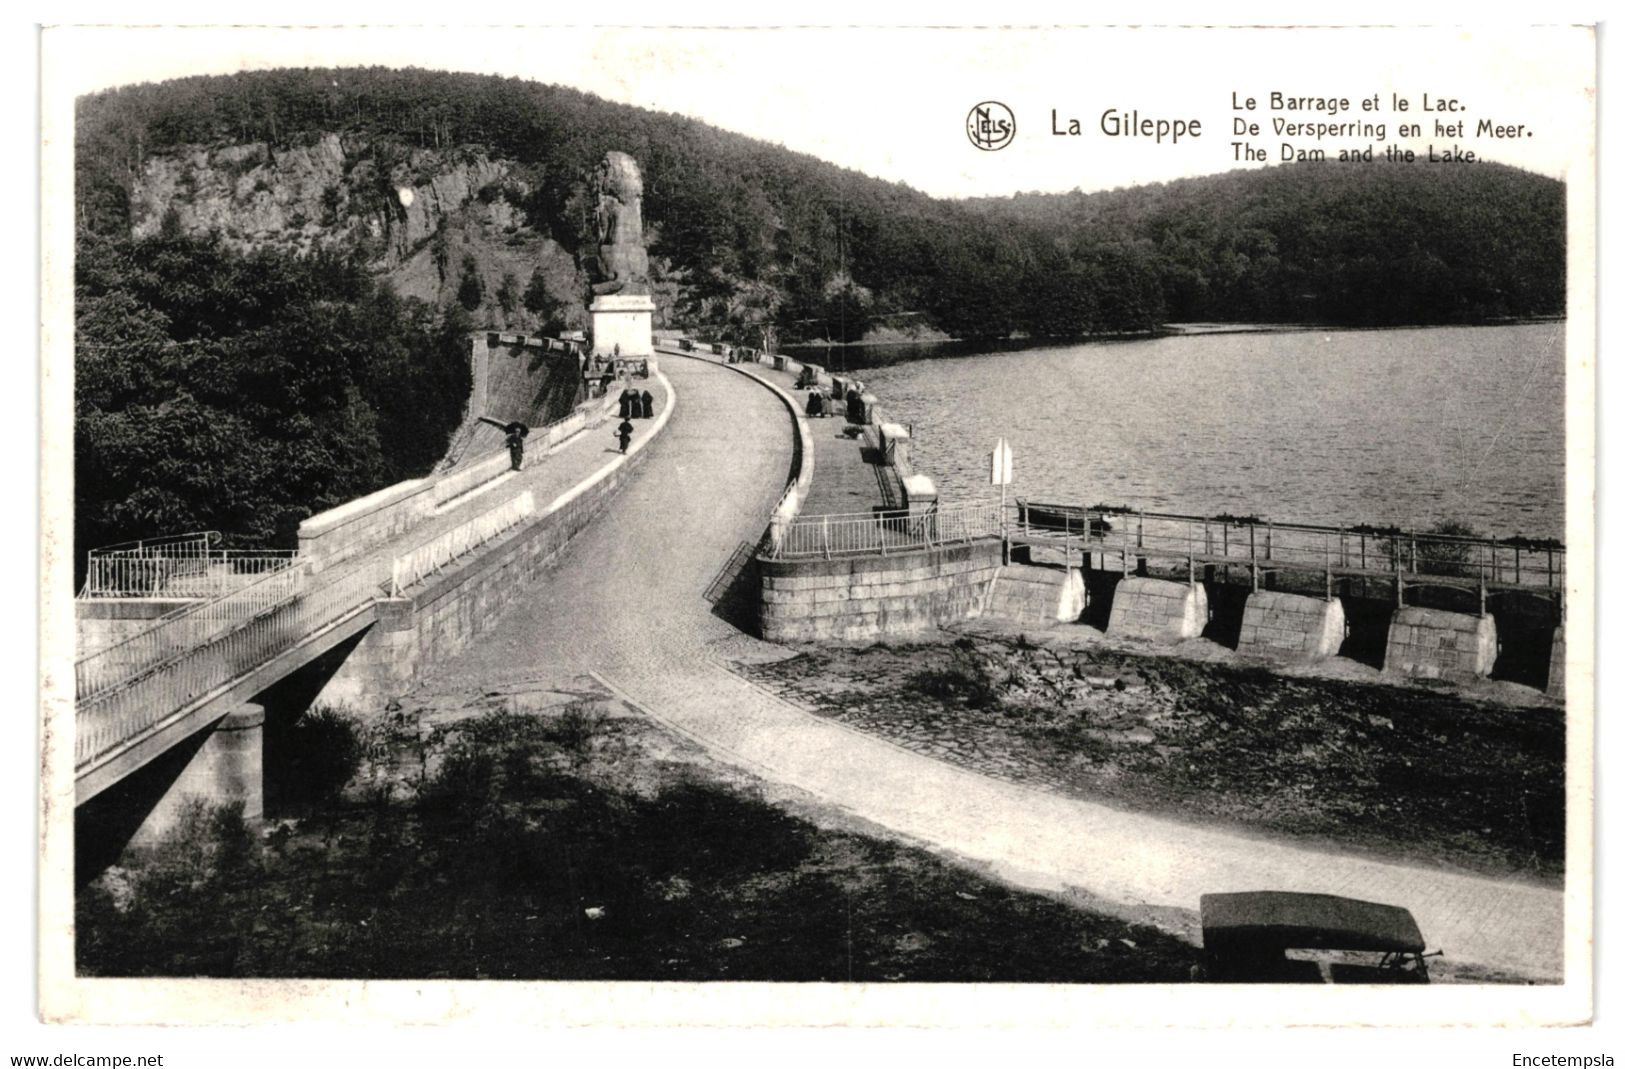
[284,705,365,804]
[540,701,605,766]
[913,662,997,709]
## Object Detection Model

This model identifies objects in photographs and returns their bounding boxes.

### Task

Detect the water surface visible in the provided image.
[843,324,1565,539]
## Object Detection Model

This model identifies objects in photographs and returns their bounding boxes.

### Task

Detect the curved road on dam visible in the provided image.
[419,354,1567,984]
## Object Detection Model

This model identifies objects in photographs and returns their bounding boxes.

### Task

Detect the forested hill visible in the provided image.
[966,163,1565,327]
[78,67,1564,344]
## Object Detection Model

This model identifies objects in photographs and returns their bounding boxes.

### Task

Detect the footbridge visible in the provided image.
[73,332,669,825]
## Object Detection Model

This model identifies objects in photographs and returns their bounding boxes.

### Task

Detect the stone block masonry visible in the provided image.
[1383,606,1498,684]
[1237,590,1347,661]
[75,598,196,658]
[1547,626,1565,699]
[759,540,1004,642]
[1107,577,1209,643]
[982,564,1085,628]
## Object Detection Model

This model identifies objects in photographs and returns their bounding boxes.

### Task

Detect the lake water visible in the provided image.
[822,323,1567,540]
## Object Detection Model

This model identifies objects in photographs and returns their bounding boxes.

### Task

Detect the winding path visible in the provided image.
[419,355,1568,983]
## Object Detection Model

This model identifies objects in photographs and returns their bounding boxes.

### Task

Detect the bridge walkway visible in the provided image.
[74,377,666,803]
[418,354,1566,983]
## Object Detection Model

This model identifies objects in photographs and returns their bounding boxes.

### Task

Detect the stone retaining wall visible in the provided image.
[1383,606,1498,683]
[759,540,1004,642]
[75,598,196,658]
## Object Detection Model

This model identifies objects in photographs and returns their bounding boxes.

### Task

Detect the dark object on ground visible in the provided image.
[1197,891,1435,984]
[1016,499,1114,537]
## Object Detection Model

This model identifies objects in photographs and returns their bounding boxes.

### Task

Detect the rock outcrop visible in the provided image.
[126,132,589,333]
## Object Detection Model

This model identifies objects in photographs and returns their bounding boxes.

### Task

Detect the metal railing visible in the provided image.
[76,488,532,773]
[767,501,1004,560]
[765,498,1564,601]
[75,561,390,771]
[76,560,312,704]
[390,492,536,596]
[81,530,303,600]
[82,531,211,597]
[1009,503,1565,599]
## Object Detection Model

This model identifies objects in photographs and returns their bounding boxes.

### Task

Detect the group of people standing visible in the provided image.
[616,387,655,453]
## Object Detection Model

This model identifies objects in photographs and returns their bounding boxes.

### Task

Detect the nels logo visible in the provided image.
[966,101,1016,151]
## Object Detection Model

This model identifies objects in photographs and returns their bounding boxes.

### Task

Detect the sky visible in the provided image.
[44,23,1594,199]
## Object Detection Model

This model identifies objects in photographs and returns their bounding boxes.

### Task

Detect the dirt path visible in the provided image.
[418,354,1568,983]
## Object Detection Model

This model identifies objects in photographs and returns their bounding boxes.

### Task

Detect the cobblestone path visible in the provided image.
[419,355,1568,983]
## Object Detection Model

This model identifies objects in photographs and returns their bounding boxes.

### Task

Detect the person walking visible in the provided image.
[503,422,528,471]
[640,389,654,419]
[616,418,634,454]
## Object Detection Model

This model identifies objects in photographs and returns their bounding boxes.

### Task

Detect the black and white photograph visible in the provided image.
[25,17,1604,1047]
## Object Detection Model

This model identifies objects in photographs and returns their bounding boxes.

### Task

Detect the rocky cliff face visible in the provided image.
[127,132,595,332]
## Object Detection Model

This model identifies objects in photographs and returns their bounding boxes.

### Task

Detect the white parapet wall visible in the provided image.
[1383,606,1499,683]
[1237,590,1348,661]
[1107,577,1209,643]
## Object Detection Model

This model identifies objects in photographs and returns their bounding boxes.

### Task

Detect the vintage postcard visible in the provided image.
[36,21,1598,1037]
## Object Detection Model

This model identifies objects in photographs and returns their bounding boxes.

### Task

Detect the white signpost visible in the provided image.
[990,437,1013,534]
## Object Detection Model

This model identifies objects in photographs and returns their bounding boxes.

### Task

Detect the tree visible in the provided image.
[456,254,483,312]
[496,271,520,318]
[74,231,470,567]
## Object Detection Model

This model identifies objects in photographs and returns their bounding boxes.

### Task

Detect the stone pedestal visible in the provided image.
[590,293,656,359]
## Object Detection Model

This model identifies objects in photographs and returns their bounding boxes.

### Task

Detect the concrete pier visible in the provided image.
[1237,590,1347,662]
[982,563,1085,627]
[1383,606,1499,683]
[133,703,264,844]
[1106,577,1209,643]
[1547,625,1566,699]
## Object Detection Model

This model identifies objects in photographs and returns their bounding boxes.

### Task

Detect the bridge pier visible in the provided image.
[132,703,264,845]
[1546,626,1565,699]
[1236,591,1348,662]
[1105,576,1209,644]
[1382,607,1499,684]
